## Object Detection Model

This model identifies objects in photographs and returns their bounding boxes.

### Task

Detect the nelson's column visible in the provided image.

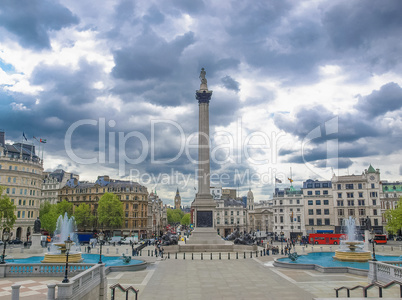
[189,68,224,245]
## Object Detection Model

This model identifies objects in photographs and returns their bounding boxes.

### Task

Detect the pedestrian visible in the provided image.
[155,247,158,257]
[132,244,135,256]
[88,245,91,253]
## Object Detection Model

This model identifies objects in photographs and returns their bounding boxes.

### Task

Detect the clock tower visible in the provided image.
[174,188,181,209]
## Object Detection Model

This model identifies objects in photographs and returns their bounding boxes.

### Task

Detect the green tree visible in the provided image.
[384,198,402,234]
[167,208,184,225]
[74,203,95,231]
[97,193,123,229]
[56,200,73,217]
[181,213,190,226]
[39,201,58,234]
[0,186,17,232]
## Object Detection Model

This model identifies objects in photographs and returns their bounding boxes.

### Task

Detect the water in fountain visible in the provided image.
[49,212,80,254]
[339,216,364,252]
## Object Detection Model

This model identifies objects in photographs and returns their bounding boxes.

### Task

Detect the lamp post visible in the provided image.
[280,231,284,255]
[0,230,10,264]
[62,236,73,283]
[98,232,104,264]
[371,229,377,261]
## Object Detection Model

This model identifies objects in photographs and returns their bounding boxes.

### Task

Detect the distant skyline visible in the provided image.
[1,0,401,206]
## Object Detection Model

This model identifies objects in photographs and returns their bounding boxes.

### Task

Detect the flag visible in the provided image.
[23,132,27,141]
[40,139,47,144]
[275,178,282,183]
[288,178,293,183]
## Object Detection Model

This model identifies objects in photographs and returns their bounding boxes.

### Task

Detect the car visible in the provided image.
[395,236,402,241]
[9,239,23,245]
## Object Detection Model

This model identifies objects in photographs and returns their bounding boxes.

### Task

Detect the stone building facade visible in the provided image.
[148,191,168,238]
[42,169,79,205]
[0,131,43,241]
[59,175,148,238]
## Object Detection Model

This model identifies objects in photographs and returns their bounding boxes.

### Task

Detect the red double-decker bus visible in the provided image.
[308,233,345,245]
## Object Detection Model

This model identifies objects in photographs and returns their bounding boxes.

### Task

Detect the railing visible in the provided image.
[1,263,94,277]
[369,261,402,284]
[335,281,402,298]
[54,263,106,300]
[110,283,139,300]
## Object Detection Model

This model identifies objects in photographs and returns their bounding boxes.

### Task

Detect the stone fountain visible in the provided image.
[41,213,83,263]
[334,216,371,262]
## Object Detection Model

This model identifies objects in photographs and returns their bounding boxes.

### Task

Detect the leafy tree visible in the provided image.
[167,208,184,225]
[74,203,95,231]
[181,213,190,226]
[0,186,17,232]
[56,199,73,217]
[97,193,123,229]
[39,201,58,234]
[384,198,402,235]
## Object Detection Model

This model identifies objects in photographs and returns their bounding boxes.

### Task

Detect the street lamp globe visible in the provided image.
[65,236,73,251]
[3,231,10,242]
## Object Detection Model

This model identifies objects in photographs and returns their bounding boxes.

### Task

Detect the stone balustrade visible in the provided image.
[368,261,402,284]
[0,263,94,278]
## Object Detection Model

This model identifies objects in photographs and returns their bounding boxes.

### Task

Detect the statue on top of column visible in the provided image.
[199,68,208,90]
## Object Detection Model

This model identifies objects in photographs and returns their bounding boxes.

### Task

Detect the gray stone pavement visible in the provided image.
[2,242,402,299]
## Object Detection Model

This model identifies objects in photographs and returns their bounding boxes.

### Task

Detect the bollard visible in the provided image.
[192,253,194,260]
[168,252,170,259]
[382,246,384,252]
[228,253,230,260]
[183,253,185,260]
[330,246,332,252]
[311,247,314,252]
[250,251,252,258]
[175,253,177,259]
[260,250,262,256]
[148,250,150,256]
[263,249,266,256]
[400,245,402,251]
[244,252,246,259]
[236,252,238,259]
[201,253,203,260]
[302,247,305,252]
[256,251,258,257]
[219,253,221,260]
[116,248,119,254]
[11,284,21,300]
[151,251,153,257]
[320,247,323,252]
[107,248,109,254]
[210,253,212,260]
[391,247,393,251]
[47,283,56,300]
[140,250,142,256]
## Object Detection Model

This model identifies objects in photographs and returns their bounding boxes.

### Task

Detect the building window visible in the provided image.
[373,200,376,206]
[337,184,341,190]
[347,192,354,198]
[315,183,320,188]
[297,216,301,222]
[307,191,312,195]
[316,219,322,226]
[315,191,320,195]
[323,183,329,188]
[316,200,321,205]
[308,209,314,215]
[316,209,321,215]
[309,219,314,226]
[337,193,342,198]
[358,192,363,198]
[371,183,375,189]
[297,200,300,204]
[359,208,366,216]
[17,211,21,218]
[374,219,378,226]
[307,184,313,188]
[348,209,355,216]
[325,219,330,225]
[373,209,377,215]
[358,200,365,206]
[358,183,362,189]
[308,200,313,205]
[323,190,328,195]
[323,200,329,205]
[324,209,329,215]
[338,209,344,216]
[347,200,354,206]
[280,216,283,223]
[370,192,378,197]
[337,200,344,206]
[346,184,354,189]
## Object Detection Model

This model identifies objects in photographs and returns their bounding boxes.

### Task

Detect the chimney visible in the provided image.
[0,130,5,147]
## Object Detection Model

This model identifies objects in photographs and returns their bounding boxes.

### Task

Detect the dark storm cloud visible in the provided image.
[0,0,78,50]
[143,5,165,24]
[356,82,402,118]
[221,76,240,93]
[322,0,402,51]
[111,29,195,81]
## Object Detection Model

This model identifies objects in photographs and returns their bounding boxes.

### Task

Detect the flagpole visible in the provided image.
[20,133,23,159]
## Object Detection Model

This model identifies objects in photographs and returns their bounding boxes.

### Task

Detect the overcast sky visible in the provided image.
[1,0,402,206]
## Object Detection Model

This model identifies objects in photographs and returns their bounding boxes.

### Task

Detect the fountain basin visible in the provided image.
[333,250,372,262]
[41,252,83,263]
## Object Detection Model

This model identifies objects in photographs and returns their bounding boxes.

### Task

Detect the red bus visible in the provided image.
[372,234,387,244]
[309,233,345,245]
